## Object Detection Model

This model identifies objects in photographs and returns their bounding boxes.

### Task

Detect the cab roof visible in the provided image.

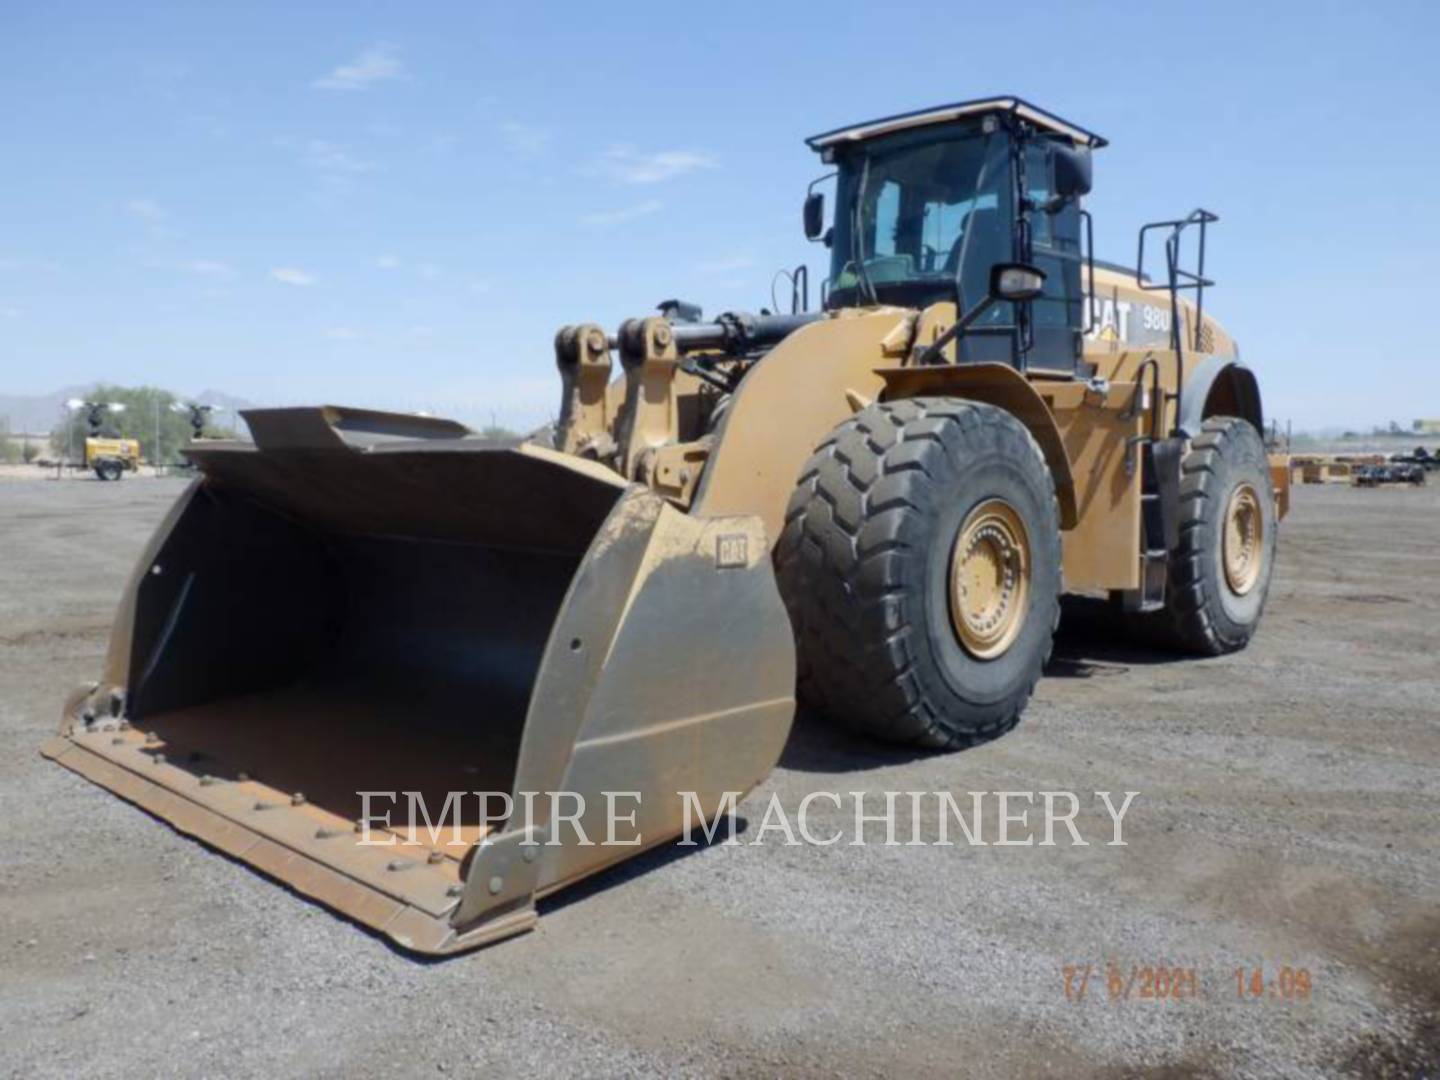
[805,96,1107,153]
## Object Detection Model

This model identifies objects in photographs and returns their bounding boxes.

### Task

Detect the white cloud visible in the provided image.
[373,254,451,280]
[696,256,755,274]
[305,139,371,175]
[271,267,316,286]
[126,198,166,222]
[185,259,233,278]
[313,44,404,92]
[499,121,551,157]
[323,326,361,341]
[596,146,716,185]
[581,200,663,227]
[0,305,23,319]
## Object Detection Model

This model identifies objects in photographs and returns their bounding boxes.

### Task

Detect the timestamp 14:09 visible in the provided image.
[1062,964,1315,1002]
[1235,966,1312,1000]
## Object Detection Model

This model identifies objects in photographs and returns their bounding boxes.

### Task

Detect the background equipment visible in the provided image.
[65,399,140,480]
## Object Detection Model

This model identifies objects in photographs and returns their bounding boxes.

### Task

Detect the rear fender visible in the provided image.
[1178,357,1263,437]
[1177,358,1285,517]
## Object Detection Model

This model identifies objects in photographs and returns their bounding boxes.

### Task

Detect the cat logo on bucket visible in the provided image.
[716,534,749,569]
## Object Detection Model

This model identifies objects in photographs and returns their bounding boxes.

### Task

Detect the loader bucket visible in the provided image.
[43,406,796,954]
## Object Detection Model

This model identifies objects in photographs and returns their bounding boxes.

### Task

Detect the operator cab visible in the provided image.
[805,97,1104,374]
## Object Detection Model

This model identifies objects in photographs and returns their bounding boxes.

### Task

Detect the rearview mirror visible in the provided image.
[989,263,1047,302]
[1054,145,1092,199]
[803,192,825,240]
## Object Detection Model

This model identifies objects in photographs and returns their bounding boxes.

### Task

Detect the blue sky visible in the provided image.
[2,0,1437,430]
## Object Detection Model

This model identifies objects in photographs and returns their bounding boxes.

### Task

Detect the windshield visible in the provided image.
[827,123,1013,311]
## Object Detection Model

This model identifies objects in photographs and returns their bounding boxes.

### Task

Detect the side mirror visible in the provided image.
[989,263,1047,302]
[1053,144,1092,199]
[803,192,825,240]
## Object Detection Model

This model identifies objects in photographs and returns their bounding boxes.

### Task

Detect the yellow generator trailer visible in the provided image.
[83,436,141,481]
[47,97,1287,954]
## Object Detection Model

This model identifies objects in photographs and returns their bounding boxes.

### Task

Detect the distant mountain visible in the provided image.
[0,385,259,434]
[0,385,92,433]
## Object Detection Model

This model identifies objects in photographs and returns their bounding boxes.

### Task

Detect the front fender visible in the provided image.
[873,362,1078,529]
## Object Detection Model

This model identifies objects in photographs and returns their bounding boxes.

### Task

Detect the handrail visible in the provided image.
[1135,209,1218,436]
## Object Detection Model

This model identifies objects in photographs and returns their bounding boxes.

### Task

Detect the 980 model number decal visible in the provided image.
[1084,296,1174,346]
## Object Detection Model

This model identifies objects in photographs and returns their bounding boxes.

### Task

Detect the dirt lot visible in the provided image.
[1,475,1437,1078]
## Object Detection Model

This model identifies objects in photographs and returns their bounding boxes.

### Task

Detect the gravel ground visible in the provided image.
[1,474,1437,1078]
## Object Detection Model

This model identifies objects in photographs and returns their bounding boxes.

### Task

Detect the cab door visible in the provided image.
[1022,141,1085,375]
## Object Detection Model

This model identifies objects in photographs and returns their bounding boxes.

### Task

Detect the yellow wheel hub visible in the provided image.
[949,499,1031,660]
[1222,482,1264,596]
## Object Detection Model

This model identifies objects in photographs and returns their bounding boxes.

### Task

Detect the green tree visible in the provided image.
[0,417,20,464]
[51,385,236,465]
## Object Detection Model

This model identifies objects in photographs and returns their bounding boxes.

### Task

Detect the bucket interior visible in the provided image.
[121,448,623,845]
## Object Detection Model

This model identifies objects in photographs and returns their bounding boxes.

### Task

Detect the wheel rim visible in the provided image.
[948,498,1031,660]
[1222,482,1264,596]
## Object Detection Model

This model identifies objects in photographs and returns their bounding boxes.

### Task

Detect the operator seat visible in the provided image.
[944,205,1012,364]
[943,206,1006,289]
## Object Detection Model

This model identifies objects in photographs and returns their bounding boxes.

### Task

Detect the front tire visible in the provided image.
[94,459,123,481]
[775,398,1062,749]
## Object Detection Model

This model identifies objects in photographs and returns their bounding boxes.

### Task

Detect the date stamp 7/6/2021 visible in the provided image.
[1062,963,1314,1004]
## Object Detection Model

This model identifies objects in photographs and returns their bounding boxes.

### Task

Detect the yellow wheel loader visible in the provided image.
[45,97,1289,954]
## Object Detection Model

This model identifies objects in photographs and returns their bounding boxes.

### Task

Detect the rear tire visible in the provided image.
[775,398,1061,749]
[1146,416,1276,654]
[94,459,123,481]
